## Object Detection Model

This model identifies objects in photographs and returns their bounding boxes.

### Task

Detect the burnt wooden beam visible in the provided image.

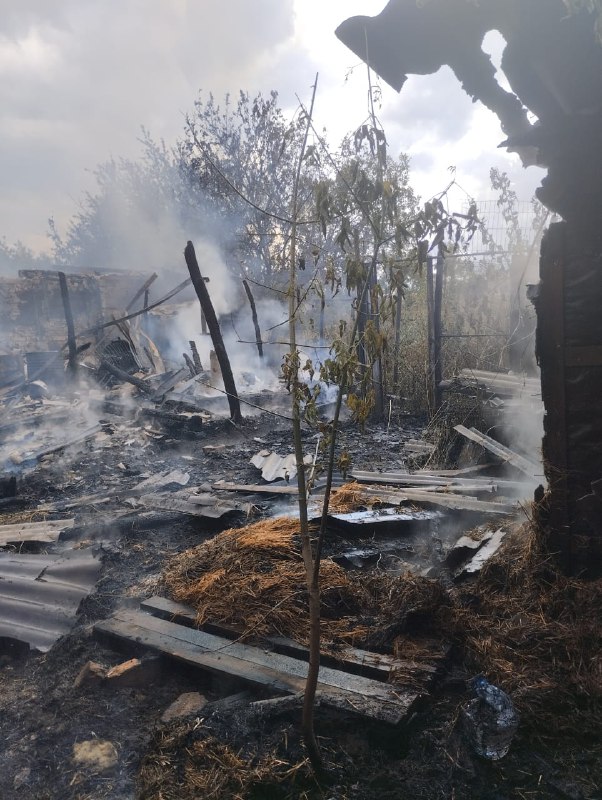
[184,241,242,423]
[189,340,203,372]
[183,353,196,378]
[98,359,153,395]
[242,279,263,358]
[58,271,77,378]
[126,272,158,311]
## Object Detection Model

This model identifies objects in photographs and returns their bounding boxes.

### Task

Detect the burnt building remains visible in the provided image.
[337,0,602,573]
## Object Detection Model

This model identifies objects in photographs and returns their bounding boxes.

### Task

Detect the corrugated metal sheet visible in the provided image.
[0,550,101,652]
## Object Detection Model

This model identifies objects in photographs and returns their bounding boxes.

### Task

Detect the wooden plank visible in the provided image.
[139,596,440,682]
[152,368,189,400]
[350,470,528,495]
[355,486,518,515]
[212,482,299,496]
[0,519,74,546]
[415,465,494,477]
[454,424,541,478]
[95,609,417,724]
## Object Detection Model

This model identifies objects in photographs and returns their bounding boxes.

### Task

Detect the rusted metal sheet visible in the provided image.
[0,550,101,652]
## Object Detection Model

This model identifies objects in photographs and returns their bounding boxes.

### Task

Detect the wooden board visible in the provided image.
[354,485,518,515]
[454,425,541,479]
[212,482,299,496]
[139,596,441,683]
[350,470,527,496]
[95,608,419,724]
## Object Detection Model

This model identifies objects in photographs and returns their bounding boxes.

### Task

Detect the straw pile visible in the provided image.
[327,481,379,513]
[164,509,445,650]
[452,522,602,737]
[165,516,374,643]
[139,727,311,800]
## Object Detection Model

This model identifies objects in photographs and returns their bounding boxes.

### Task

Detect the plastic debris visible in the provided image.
[462,675,520,760]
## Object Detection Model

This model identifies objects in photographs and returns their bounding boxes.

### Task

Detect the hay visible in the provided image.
[164,496,602,738]
[164,516,375,644]
[164,512,446,650]
[451,522,602,737]
[328,482,372,513]
[138,727,311,800]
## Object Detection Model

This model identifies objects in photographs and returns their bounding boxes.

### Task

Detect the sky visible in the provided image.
[0,0,545,255]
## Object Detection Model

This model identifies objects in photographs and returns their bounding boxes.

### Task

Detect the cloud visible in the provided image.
[0,0,296,251]
[0,0,548,257]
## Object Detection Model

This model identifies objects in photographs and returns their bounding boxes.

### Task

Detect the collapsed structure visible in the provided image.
[336,0,602,574]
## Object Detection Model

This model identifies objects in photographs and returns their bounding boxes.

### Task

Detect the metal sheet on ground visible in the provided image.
[0,550,101,651]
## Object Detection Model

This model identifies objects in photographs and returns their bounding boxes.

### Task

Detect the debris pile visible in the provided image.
[452,523,602,738]
[164,513,448,649]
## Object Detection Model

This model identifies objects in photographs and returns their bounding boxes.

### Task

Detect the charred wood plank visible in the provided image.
[242,279,263,358]
[94,609,419,724]
[126,272,158,311]
[152,367,189,400]
[140,595,441,683]
[98,359,153,394]
[185,241,242,423]
[350,485,518,515]
[189,340,203,372]
[212,482,299,496]
[454,424,540,478]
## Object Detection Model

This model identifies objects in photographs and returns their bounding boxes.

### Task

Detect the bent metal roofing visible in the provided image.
[0,549,101,652]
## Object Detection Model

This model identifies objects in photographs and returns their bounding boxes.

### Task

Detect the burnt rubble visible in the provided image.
[0,265,600,799]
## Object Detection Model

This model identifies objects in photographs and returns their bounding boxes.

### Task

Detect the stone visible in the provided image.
[13,766,31,790]
[73,661,107,688]
[161,692,207,723]
[72,740,118,772]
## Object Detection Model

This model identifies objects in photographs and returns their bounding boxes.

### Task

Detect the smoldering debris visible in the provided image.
[0,267,599,800]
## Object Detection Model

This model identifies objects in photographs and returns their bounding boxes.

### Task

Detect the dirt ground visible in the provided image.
[0,412,600,799]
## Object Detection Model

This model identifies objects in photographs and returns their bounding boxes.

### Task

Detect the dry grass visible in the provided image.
[163,509,446,654]
[165,515,373,644]
[327,482,381,513]
[164,493,602,739]
[451,522,602,737]
[138,727,312,800]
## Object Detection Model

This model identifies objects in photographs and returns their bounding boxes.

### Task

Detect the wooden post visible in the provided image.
[183,353,196,377]
[126,272,157,311]
[433,248,445,411]
[184,241,242,423]
[58,271,78,378]
[426,256,436,413]
[393,286,402,389]
[242,279,264,358]
[189,340,203,372]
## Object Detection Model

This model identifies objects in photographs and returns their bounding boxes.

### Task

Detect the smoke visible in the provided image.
[0,0,296,255]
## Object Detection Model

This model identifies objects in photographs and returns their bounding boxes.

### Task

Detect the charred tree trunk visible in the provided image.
[184,241,242,423]
[242,279,264,358]
[58,271,78,378]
